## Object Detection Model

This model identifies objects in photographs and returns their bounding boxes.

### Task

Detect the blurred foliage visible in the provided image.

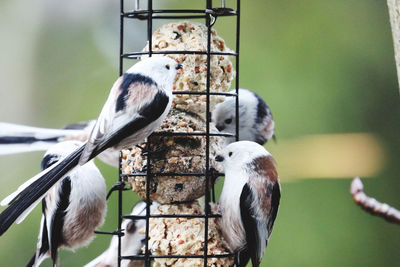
[0,0,399,266]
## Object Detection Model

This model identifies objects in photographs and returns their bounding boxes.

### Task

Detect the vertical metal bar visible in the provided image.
[235,0,240,142]
[234,3,241,264]
[222,0,226,8]
[118,1,124,266]
[147,0,153,58]
[135,0,140,10]
[117,152,123,267]
[204,1,212,266]
[119,0,124,76]
[144,140,151,267]
[144,2,153,267]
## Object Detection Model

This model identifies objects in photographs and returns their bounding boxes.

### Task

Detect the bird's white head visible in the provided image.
[41,141,83,170]
[127,56,182,92]
[212,96,236,134]
[212,89,258,134]
[215,141,271,171]
[44,140,82,158]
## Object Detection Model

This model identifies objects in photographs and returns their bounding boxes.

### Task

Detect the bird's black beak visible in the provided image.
[215,155,224,162]
[216,125,225,131]
[176,64,183,70]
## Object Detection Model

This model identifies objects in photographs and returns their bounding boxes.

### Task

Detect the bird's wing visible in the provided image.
[38,206,50,257]
[240,183,261,267]
[79,73,168,164]
[266,182,280,236]
[78,76,123,164]
[28,204,51,267]
[240,181,280,267]
[49,176,72,264]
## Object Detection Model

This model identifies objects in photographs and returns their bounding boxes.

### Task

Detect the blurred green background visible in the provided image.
[0,0,399,266]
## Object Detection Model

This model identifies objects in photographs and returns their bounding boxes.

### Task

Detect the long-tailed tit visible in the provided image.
[25,141,107,267]
[212,88,275,145]
[85,201,159,267]
[215,141,281,267]
[0,121,120,167]
[0,56,181,235]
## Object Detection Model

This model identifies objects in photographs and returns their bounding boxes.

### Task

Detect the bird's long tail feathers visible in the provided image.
[0,144,85,236]
[26,253,36,267]
[26,248,48,267]
[26,252,48,267]
[0,122,83,155]
[237,248,251,267]
[28,215,51,267]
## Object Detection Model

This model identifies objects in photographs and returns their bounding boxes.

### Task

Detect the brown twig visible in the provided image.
[350,177,400,224]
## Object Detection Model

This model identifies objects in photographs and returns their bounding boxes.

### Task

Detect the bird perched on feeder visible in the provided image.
[85,201,159,267]
[0,120,120,167]
[26,141,107,267]
[215,141,281,267]
[212,88,275,145]
[0,56,182,236]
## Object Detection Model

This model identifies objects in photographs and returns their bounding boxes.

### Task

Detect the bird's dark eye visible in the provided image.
[225,118,232,124]
[165,64,170,70]
[228,152,233,157]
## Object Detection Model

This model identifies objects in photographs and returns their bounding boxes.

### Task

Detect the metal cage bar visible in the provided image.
[94,1,241,266]
[144,2,153,265]
[117,1,124,266]
[235,0,241,142]
[203,0,212,265]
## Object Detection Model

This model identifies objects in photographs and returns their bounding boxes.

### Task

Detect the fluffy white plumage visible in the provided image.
[212,88,275,145]
[85,201,159,267]
[27,141,107,267]
[0,56,181,236]
[216,141,280,267]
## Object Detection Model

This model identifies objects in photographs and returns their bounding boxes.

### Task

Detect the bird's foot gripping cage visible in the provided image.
[99,0,241,266]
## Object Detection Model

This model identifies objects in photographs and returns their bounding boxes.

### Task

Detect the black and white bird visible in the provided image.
[0,121,120,167]
[85,201,159,267]
[212,88,275,145]
[25,141,107,267]
[215,141,281,267]
[0,56,181,235]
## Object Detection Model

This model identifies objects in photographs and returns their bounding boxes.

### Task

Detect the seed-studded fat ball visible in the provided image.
[121,109,223,204]
[143,21,235,118]
[144,201,234,267]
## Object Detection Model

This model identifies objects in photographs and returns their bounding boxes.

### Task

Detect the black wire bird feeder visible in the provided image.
[98,1,241,266]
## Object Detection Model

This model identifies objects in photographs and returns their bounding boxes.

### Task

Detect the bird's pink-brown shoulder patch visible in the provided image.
[124,82,159,110]
[248,155,281,223]
[112,74,160,113]
[251,155,278,182]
